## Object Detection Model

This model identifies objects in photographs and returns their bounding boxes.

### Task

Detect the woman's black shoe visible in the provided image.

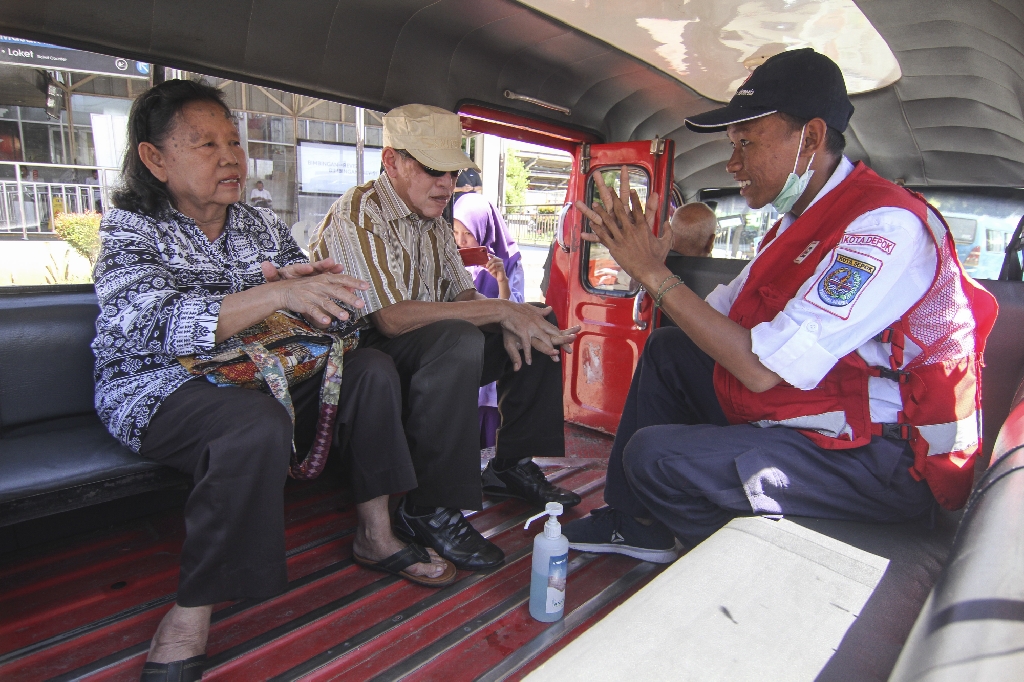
[482,459,582,509]
[140,654,207,681]
[393,501,505,571]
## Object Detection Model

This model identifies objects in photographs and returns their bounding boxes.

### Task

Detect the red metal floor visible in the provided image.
[0,426,665,681]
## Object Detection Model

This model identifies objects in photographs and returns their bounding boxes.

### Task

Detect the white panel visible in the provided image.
[519,0,901,102]
[527,517,889,682]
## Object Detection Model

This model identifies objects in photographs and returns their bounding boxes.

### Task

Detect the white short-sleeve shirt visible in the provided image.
[705,157,937,423]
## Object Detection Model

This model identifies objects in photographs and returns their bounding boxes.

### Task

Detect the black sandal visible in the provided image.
[353,543,457,587]
[140,654,207,681]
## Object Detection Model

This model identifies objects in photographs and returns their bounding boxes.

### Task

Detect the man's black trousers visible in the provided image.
[362,318,565,510]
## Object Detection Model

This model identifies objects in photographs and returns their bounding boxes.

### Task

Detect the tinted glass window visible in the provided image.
[1,74,387,287]
[987,228,1006,253]
[945,216,978,244]
[695,186,1024,281]
[919,188,1024,280]
[582,166,649,295]
[698,189,779,260]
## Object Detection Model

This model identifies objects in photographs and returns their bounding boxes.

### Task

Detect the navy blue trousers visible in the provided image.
[604,327,935,548]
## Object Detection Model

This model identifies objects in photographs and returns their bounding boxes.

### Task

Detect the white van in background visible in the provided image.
[920,189,1023,281]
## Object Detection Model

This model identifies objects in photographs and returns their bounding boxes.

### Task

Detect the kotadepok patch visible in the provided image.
[805,250,883,319]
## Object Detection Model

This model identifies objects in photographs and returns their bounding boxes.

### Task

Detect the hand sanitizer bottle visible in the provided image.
[524,502,569,622]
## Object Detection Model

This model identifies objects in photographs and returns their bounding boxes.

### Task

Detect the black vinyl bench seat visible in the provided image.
[0,287,187,528]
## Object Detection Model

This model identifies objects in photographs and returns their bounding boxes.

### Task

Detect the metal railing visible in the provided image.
[502,204,561,246]
[0,162,115,238]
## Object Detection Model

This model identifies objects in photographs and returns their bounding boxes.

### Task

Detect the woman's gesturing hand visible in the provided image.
[261,257,345,282]
[573,166,671,290]
[258,258,369,327]
[216,262,370,343]
[273,269,369,327]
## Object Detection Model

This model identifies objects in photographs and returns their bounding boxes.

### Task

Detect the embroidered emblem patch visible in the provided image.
[818,254,876,307]
[839,234,895,255]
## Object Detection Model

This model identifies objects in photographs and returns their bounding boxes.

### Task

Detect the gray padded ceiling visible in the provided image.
[0,0,1020,197]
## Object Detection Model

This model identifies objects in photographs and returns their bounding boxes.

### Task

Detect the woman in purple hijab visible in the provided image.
[452,192,525,448]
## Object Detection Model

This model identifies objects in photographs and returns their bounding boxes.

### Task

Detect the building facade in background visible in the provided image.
[0,37,571,284]
[0,35,388,241]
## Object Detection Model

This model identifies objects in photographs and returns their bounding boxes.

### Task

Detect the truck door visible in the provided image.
[561,139,674,433]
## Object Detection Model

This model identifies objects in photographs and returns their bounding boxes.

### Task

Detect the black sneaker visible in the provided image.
[482,458,582,509]
[562,506,678,563]
[393,499,505,571]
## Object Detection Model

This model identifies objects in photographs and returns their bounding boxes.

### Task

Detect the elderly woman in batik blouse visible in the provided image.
[92,80,453,682]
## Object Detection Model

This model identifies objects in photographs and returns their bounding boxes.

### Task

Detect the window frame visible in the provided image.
[580,164,650,297]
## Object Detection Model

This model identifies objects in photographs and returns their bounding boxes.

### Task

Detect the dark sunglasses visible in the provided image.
[397,149,459,179]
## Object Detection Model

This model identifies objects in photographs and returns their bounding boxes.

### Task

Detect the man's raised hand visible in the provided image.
[573,166,671,286]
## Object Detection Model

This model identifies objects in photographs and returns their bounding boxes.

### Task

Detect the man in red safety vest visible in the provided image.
[562,49,997,563]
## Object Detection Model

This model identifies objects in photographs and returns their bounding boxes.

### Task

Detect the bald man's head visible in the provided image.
[669,203,718,257]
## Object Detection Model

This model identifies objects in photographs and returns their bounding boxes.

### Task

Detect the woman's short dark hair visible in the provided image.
[112,79,233,216]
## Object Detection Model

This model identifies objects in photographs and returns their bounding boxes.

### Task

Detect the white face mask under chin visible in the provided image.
[771,125,815,215]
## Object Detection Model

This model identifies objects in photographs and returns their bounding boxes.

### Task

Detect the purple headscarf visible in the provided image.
[453,193,521,299]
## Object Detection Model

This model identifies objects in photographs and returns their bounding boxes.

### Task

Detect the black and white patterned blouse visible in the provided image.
[92,203,344,451]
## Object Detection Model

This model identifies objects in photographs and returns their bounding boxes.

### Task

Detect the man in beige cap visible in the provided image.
[310,104,581,572]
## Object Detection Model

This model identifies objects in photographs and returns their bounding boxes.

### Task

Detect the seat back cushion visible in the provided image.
[977,280,1024,459]
[0,291,101,431]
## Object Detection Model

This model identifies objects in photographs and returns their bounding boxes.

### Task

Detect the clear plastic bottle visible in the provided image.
[524,502,569,622]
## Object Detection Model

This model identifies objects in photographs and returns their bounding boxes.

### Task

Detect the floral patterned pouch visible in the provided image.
[179,311,358,479]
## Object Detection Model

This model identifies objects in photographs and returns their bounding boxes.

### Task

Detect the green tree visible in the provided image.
[504,153,529,207]
[53,211,102,266]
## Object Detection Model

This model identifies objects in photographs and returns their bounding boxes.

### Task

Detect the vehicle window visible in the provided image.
[695,187,1024,279]
[0,63,385,287]
[946,216,977,244]
[986,229,1006,253]
[919,189,1024,280]
[582,166,649,295]
[698,189,779,260]
[501,141,573,248]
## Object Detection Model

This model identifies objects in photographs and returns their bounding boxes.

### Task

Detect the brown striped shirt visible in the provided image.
[309,172,475,325]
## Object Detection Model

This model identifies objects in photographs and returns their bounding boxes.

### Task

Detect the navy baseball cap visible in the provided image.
[684,48,854,133]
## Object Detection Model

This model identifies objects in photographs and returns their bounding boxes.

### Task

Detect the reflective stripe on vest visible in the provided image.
[917,414,979,457]
[753,411,852,439]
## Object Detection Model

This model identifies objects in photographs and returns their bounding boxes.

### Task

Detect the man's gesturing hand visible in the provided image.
[573,167,671,289]
[499,302,580,371]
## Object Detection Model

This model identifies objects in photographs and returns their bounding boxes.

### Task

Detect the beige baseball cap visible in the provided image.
[383,104,480,172]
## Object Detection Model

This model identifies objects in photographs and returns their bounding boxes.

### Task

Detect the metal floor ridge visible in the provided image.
[1,436,665,681]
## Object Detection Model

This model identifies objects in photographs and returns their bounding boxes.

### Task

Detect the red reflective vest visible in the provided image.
[713,162,998,510]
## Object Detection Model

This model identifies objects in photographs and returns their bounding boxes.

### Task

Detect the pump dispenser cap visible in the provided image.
[524,502,564,531]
